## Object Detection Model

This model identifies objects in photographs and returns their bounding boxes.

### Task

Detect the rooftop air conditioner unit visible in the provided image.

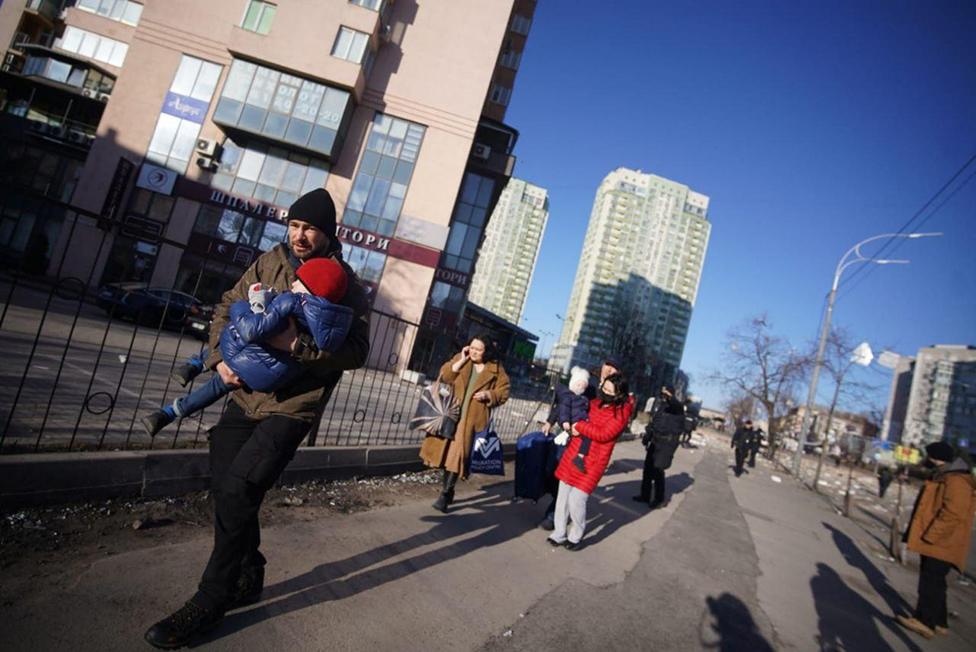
[81,87,96,98]
[472,143,491,160]
[379,23,393,43]
[49,126,67,139]
[67,130,88,145]
[96,92,110,102]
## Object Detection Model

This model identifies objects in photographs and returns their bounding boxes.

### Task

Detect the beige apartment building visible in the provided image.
[0,0,535,371]
[467,177,548,325]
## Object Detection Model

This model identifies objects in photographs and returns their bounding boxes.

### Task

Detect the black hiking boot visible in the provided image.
[144,601,224,649]
[228,566,264,609]
[433,471,458,513]
[141,410,174,437]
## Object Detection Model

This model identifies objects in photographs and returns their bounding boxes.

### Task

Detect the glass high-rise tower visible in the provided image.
[550,168,710,389]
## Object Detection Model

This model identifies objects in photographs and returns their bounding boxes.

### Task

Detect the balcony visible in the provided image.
[24,0,62,24]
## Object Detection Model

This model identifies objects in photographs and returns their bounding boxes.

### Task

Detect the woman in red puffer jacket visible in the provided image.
[548,373,635,550]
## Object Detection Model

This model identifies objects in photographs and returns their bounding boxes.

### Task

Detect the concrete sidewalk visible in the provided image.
[2,433,973,651]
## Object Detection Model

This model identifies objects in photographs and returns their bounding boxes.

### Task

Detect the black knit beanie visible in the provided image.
[288,189,336,237]
[925,441,955,463]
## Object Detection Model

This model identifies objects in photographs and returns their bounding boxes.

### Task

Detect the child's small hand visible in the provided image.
[571,423,580,436]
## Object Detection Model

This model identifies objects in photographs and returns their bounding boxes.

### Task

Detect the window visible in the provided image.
[241,1,276,35]
[145,55,222,173]
[343,113,425,237]
[429,281,464,313]
[214,59,351,158]
[510,14,532,36]
[331,26,369,64]
[441,173,494,273]
[128,188,175,223]
[75,0,143,26]
[192,204,284,251]
[489,84,511,106]
[56,26,128,67]
[349,0,383,10]
[212,138,329,208]
[342,243,386,284]
[499,49,521,70]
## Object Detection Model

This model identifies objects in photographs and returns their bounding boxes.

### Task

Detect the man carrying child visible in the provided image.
[144,188,370,649]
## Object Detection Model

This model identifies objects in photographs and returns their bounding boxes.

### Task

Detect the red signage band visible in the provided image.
[173,177,442,269]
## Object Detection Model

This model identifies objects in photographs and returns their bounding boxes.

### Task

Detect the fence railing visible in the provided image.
[0,188,554,453]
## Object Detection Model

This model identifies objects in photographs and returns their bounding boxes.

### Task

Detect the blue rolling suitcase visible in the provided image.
[514,431,550,500]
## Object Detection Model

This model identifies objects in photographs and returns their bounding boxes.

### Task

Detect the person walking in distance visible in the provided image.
[633,384,685,509]
[420,335,510,513]
[896,441,976,639]
[731,420,755,476]
[748,426,763,468]
[144,189,371,649]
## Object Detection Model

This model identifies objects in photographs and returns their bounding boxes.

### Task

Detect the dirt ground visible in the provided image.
[0,469,506,607]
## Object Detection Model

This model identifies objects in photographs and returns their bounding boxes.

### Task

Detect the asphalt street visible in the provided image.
[2,432,973,651]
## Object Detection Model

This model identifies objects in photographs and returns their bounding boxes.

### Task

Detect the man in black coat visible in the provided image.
[633,385,685,509]
[748,426,763,467]
[731,420,756,476]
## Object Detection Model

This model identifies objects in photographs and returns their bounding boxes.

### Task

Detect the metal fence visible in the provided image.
[0,191,554,453]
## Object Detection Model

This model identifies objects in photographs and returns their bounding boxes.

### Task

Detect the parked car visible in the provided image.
[96,284,213,339]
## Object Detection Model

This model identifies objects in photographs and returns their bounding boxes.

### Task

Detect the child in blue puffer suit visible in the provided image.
[140,257,353,437]
[554,366,592,472]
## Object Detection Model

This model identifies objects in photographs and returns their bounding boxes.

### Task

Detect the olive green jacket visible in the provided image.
[204,244,370,421]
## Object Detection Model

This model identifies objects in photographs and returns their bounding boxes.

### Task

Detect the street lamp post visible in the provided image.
[790,232,941,478]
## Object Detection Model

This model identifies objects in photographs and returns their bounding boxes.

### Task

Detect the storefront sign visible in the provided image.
[433,267,470,289]
[161,92,209,124]
[100,158,135,222]
[335,225,390,252]
[121,215,164,242]
[136,163,177,195]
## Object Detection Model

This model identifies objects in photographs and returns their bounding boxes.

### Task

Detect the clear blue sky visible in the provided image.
[506,0,976,412]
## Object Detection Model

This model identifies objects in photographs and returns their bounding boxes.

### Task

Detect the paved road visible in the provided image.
[2,432,973,650]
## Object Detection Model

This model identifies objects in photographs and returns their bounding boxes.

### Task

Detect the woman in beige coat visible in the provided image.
[419,334,510,512]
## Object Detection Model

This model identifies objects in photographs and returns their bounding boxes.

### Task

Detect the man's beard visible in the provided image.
[290,240,327,260]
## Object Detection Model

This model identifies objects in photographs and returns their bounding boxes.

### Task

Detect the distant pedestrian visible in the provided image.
[877,466,895,498]
[748,426,763,467]
[633,385,684,508]
[896,441,976,640]
[420,334,510,513]
[731,420,755,476]
[547,373,634,549]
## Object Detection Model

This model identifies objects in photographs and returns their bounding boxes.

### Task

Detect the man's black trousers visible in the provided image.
[640,446,666,506]
[734,446,748,474]
[192,401,310,611]
[916,555,952,629]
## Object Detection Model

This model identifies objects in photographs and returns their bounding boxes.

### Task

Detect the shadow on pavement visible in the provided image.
[823,522,912,616]
[811,562,921,652]
[191,480,556,643]
[701,592,774,651]
[583,473,694,548]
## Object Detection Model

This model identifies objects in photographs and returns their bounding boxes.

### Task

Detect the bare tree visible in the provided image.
[812,327,880,489]
[708,315,808,457]
[725,393,756,427]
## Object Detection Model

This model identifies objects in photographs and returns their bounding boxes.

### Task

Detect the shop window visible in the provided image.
[342,242,386,284]
[349,0,383,10]
[241,1,276,35]
[343,113,424,236]
[429,281,464,313]
[175,253,244,304]
[193,204,284,252]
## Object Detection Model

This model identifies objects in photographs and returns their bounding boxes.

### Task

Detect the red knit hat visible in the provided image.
[296,258,347,302]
